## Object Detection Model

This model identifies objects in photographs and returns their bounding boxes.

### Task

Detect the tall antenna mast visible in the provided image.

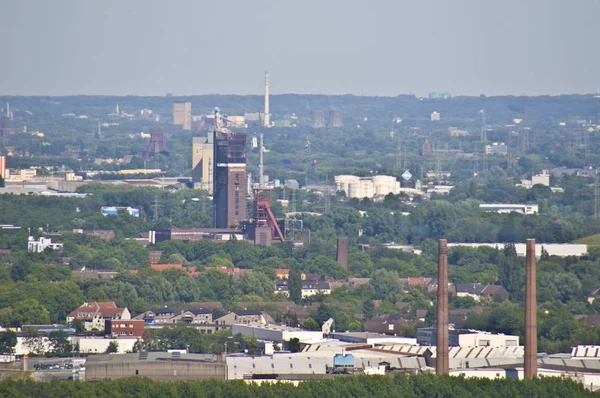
[595,173,599,221]
[480,109,487,142]
[264,71,270,128]
[259,133,265,187]
[324,174,331,213]
[304,138,311,187]
[153,193,160,222]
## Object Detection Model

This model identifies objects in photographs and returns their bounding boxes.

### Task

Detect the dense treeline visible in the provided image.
[0,374,595,397]
[2,179,599,250]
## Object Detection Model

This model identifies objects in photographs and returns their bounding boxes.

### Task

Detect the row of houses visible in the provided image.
[65,301,275,336]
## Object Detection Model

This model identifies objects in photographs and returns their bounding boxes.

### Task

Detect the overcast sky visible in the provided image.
[1,0,599,96]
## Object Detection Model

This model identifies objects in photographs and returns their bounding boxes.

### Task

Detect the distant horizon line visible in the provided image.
[0,92,598,99]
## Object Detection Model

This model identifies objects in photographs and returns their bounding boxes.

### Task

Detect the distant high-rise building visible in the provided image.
[431,111,440,121]
[174,101,192,130]
[485,142,508,156]
[328,110,343,128]
[192,135,214,193]
[421,139,432,157]
[311,110,325,129]
[213,109,247,228]
[0,155,6,179]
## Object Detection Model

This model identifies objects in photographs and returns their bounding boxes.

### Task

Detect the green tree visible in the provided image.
[363,298,375,319]
[499,243,521,298]
[48,330,73,356]
[0,299,50,327]
[288,268,303,304]
[0,331,17,354]
[287,337,301,353]
[301,317,320,331]
[105,341,119,353]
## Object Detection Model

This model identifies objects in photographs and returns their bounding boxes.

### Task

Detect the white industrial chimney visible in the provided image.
[264,71,270,128]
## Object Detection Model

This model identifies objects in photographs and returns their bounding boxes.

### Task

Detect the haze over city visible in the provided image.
[3,1,600,395]
[2,0,599,96]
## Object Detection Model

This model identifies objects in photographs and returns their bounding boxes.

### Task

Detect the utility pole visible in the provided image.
[594,174,599,221]
[324,174,331,214]
[304,138,311,187]
[434,149,442,182]
[153,193,160,222]
[259,133,265,188]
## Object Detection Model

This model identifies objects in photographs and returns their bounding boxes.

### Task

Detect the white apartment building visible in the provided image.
[27,236,63,253]
[517,170,551,189]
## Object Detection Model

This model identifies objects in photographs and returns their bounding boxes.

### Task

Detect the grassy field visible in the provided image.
[574,233,600,246]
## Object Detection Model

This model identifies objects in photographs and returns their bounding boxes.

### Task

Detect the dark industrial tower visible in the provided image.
[143,129,169,161]
[213,108,247,229]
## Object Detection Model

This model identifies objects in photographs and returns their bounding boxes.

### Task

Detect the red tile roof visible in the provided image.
[151,263,184,271]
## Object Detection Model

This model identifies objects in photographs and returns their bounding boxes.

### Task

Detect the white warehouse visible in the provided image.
[479,204,539,215]
[231,323,323,343]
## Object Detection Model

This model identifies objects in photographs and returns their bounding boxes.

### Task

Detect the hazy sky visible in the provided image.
[1,0,599,96]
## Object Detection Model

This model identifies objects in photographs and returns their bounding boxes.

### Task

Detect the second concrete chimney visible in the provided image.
[436,239,449,375]
[336,237,349,270]
[525,239,537,378]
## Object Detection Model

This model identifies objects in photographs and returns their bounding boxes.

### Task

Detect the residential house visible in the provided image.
[66,302,130,331]
[427,279,457,294]
[106,320,145,338]
[348,278,370,287]
[455,284,509,301]
[301,281,331,298]
[275,280,332,298]
[406,277,433,290]
[84,230,115,241]
[204,266,252,277]
[448,315,468,329]
[135,307,213,325]
[364,314,412,335]
[151,263,184,271]
[171,308,213,325]
[214,310,273,330]
[148,263,200,277]
[575,315,600,327]
[480,285,509,301]
[415,310,428,322]
[71,269,119,281]
[274,268,306,280]
[448,307,487,317]
[149,251,163,264]
[189,302,224,311]
[327,280,346,290]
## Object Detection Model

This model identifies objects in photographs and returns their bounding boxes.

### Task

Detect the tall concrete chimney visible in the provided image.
[436,239,449,375]
[263,71,270,128]
[336,237,349,270]
[525,239,537,379]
